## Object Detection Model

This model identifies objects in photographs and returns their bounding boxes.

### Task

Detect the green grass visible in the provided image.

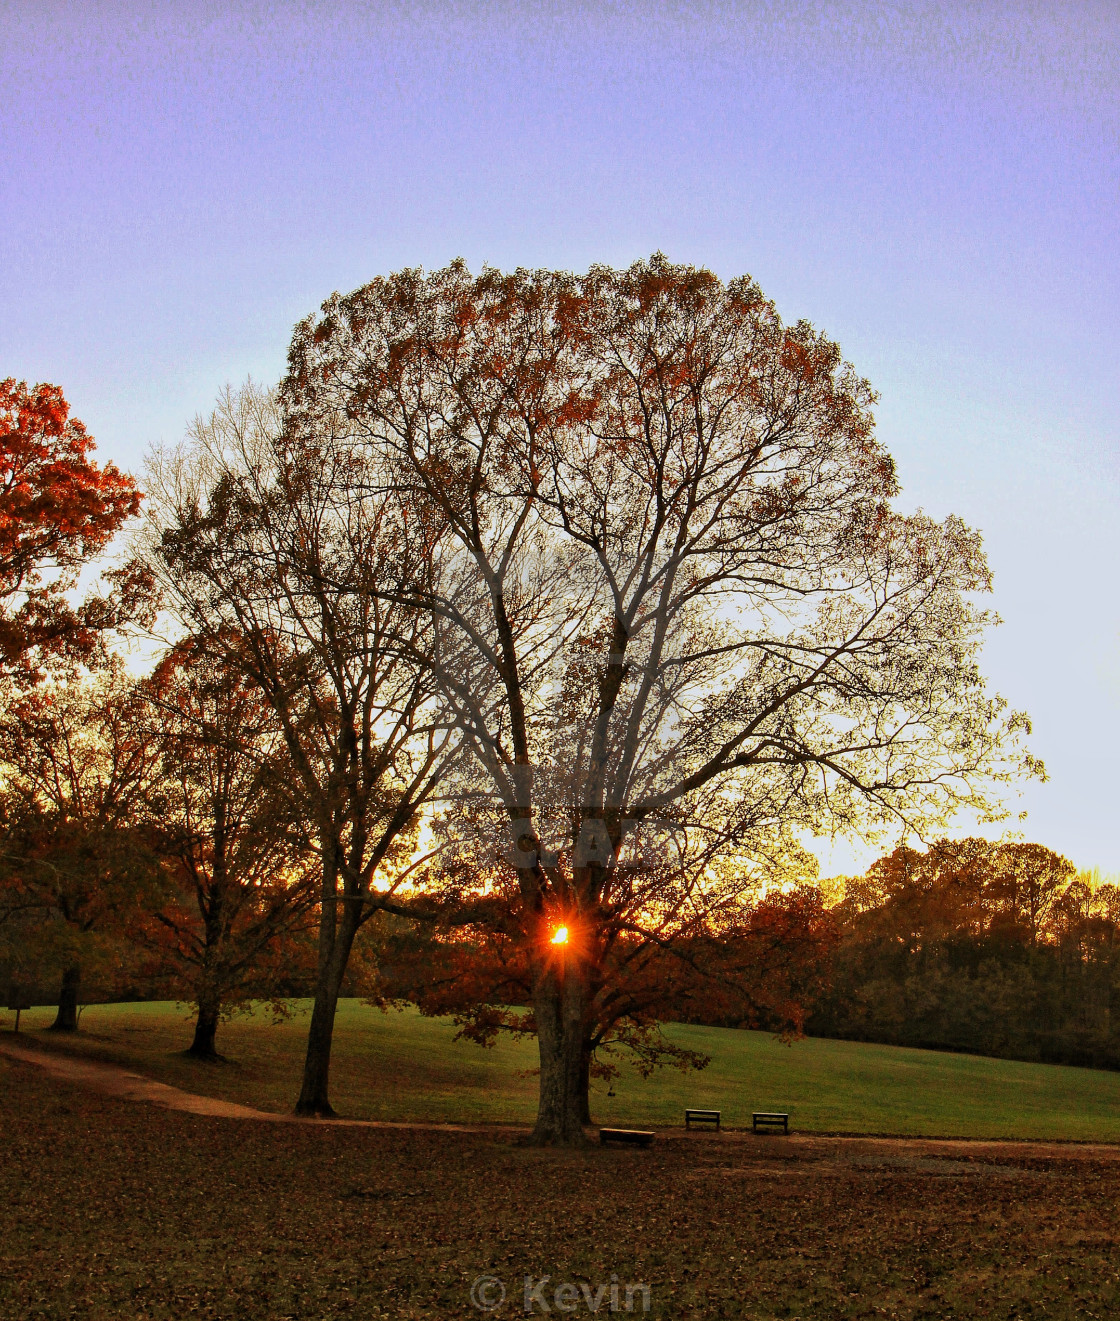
[6,998,1120,1141]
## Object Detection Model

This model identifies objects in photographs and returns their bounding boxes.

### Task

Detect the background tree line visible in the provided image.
[809,839,1120,1070]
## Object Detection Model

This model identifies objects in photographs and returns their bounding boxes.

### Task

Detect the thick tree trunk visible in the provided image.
[530,964,590,1145]
[49,965,81,1032]
[578,1042,593,1126]
[188,1000,221,1059]
[295,878,362,1117]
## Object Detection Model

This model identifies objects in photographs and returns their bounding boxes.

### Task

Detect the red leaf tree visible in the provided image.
[135,637,319,1059]
[0,379,142,682]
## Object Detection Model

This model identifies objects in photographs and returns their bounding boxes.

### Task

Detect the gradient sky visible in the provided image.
[3,0,1117,874]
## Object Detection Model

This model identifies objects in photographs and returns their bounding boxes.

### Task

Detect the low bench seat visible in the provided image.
[599,1128,655,1147]
[752,1112,789,1134]
[684,1108,721,1130]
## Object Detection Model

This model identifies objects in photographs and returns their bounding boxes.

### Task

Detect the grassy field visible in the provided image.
[4,1051,1120,1320]
[7,998,1120,1141]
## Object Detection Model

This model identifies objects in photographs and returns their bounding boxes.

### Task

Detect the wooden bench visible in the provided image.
[6,989,32,1034]
[752,1112,789,1134]
[685,1108,721,1130]
[599,1128,655,1148]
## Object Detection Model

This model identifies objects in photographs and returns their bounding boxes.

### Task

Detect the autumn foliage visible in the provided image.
[0,268,1065,1136]
[812,839,1120,1068]
[0,378,142,680]
[0,666,164,1026]
[372,881,835,1105]
[133,639,318,1057]
[279,254,1033,1141]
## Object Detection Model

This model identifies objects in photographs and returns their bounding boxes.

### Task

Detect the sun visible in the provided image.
[550,925,570,945]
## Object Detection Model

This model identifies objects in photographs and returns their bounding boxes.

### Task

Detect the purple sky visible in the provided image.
[3,0,1118,874]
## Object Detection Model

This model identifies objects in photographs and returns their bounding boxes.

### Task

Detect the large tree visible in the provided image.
[0,378,143,683]
[283,255,1037,1144]
[140,384,459,1113]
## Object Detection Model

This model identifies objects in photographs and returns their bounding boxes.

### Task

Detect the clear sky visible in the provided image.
[3,0,1117,874]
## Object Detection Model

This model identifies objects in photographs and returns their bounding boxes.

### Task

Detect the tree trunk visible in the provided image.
[188,1000,221,1059]
[190,876,228,1060]
[295,876,363,1117]
[578,1041,593,1126]
[530,963,589,1145]
[49,965,81,1032]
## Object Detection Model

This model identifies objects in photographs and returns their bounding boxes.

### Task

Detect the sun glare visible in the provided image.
[550,925,570,945]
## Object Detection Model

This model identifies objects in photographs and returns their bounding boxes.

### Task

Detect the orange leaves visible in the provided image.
[0,379,140,552]
[0,378,142,681]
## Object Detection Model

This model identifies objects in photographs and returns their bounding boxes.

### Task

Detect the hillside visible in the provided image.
[6,999,1120,1141]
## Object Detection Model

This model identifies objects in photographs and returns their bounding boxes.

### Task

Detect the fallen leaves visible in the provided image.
[3,1054,1119,1319]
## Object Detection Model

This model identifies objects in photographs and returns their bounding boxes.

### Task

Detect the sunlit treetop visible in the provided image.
[0,378,144,682]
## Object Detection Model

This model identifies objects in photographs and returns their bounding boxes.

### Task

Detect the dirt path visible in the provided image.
[0,1036,486,1131]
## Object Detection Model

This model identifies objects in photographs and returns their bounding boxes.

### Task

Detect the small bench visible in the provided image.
[752,1112,789,1134]
[685,1108,721,1130]
[6,989,32,1034]
[599,1128,655,1148]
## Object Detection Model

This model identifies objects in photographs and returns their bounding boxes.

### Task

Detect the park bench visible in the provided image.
[752,1112,789,1134]
[599,1128,655,1148]
[684,1108,721,1130]
[6,988,32,1033]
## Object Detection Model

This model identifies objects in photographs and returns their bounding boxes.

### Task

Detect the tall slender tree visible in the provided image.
[141,384,459,1113]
